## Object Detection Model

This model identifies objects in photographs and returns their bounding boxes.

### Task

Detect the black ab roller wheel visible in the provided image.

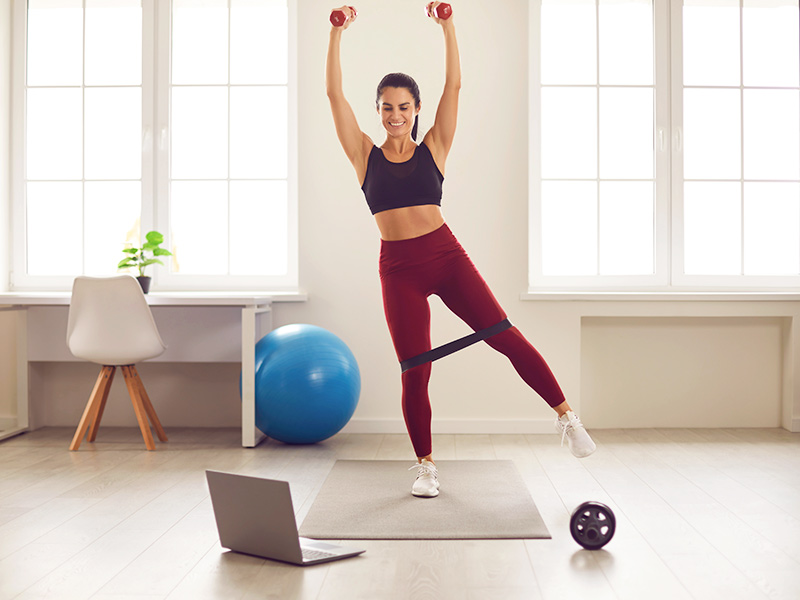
[570,501,616,550]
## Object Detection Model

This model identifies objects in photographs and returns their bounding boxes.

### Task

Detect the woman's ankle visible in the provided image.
[553,400,572,418]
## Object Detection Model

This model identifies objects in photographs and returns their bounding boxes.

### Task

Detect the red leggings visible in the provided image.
[379,224,567,457]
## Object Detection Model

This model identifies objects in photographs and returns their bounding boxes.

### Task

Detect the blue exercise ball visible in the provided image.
[244,324,360,444]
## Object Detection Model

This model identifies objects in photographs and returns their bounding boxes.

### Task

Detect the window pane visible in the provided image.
[599,182,654,275]
[171,87,228,179]
[684,182,741,275]
[85,88,142,180]
[540,0,596,85]
[683,0,740,87]
[743,90,800,181]
[541,181,598,276]
[541,88,597,179]
[85,182,142,276]
[27,0,82,86]
[26,182,82,275]
[231,0,288,85]
[683,88,741,180]
[171,181,228,275]
[230,181,288,275]
[744,183,800,276]
[26,88,82,181]
[230,87,287,179]
[599,0,653,85]
[85,0,142,86]
[742,0,799,88]
[172,0,228,85]
[599,87,653,179]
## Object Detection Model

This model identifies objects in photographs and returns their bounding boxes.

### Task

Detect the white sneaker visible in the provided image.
[409,459,440,497]
[556,411,596,458]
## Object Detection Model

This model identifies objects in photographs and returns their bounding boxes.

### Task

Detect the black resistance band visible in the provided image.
[400,318,513,373]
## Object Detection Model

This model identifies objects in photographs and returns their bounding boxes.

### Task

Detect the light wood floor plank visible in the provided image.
[317,539,542,600]
[0,427,798,600]
[166,545,265,600]
[375,434,415,460]
[454,434,496,460]
[97,501,219,597]
[597,429,783,599]
[641,428,800,563]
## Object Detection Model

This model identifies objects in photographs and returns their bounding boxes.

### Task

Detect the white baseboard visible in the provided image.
[0,416,26,442]
[341,418,557,435]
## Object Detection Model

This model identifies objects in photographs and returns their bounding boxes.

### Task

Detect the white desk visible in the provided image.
[0,291,305,447]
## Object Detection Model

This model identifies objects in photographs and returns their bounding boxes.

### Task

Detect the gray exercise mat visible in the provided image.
[298,460,551,540]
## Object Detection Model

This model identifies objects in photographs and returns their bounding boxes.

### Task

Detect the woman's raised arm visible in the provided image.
[326,7,372,180]
[423,2,461,169]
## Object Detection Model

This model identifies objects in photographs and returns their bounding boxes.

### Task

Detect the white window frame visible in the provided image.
[10,0,298,292]
[528,0,800,293]
[668,0,800,291]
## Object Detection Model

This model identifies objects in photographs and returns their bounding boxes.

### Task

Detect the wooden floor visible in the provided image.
[0,427,798,600]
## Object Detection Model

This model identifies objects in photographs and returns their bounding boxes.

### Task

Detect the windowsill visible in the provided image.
[522,291,800,302]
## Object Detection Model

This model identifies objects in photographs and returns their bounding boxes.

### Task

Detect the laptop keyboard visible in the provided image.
[302,548,338,562]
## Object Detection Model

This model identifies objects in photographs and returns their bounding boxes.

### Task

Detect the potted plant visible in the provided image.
[118,230,173,293]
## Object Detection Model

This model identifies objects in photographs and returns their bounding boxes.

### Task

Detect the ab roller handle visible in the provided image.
[330,3,452,28]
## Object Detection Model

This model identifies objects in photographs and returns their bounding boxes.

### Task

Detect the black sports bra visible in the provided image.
[361,142,444,215]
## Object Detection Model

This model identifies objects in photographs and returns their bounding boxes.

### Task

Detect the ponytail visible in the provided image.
[412,114,419,141]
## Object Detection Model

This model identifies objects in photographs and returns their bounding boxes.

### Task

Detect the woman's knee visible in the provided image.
[485,326,530,355]
[402,363,432,389]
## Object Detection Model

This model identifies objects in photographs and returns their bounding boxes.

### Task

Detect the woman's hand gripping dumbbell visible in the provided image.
[426,2,452,21]
[330,6,357,28]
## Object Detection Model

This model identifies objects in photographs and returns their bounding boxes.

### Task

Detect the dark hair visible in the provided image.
[376,73,421,141]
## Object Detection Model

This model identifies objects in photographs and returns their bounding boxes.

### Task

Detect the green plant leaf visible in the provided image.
[153,248,172,256]
[139,258,162,268]
[145,231,164,245]
[122,247,139,254]
[118,258,137,268]
[142,243,159,251]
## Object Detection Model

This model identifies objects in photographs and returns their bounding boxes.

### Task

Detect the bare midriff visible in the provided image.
[374,205,446,241]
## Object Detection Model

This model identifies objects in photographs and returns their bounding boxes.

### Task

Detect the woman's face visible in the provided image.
[378,86,419,139]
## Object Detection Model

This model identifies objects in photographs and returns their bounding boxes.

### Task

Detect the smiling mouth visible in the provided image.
[389,121,406,127]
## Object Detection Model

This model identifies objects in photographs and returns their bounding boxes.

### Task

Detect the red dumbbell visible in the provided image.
[330,6,357,27]
[426,2,452,20]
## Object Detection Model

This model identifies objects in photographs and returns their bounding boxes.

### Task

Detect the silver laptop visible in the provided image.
[206,470,365,566]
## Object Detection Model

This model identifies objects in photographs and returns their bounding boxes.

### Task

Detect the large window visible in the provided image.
[529,0,800,291]
[12,0,296,291]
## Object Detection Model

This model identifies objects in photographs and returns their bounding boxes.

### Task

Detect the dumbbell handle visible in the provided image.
[330,6,357,27]
[426,2,452,20]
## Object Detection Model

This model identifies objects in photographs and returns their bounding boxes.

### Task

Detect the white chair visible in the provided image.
[67,275,168,451]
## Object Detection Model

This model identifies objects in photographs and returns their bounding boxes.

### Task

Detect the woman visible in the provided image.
[326,3,595,498]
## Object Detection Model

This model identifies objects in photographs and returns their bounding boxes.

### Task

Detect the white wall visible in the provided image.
[1,0,10,287]
[0,0,16,428]
[581,317,784,428]
[2,0,794,437]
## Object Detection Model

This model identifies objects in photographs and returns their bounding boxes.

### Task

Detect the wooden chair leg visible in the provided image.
[70,366,115,451]
[121,365,156,451]
[129,365,168,442]
[88,366,116,442]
